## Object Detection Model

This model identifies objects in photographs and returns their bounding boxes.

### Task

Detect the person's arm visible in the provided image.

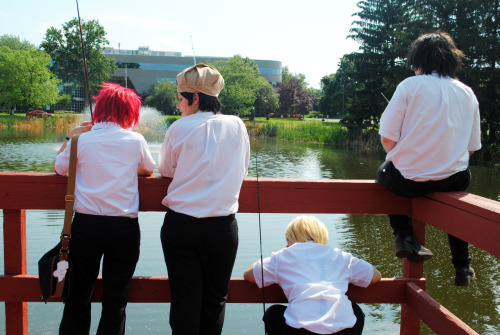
[369,266,382,285]
[56,121,92,155]
[243,264,256,283]
[381,136,397,154]
[137,167,154,176]
[54,121,93,173]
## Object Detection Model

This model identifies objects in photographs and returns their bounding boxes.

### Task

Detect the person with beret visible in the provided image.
[158,63,250,334]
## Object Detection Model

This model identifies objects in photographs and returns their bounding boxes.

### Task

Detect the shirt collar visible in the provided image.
[91,122,122,131]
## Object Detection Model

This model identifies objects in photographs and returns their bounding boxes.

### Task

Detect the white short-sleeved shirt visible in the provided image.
[158,111,250,218]
[379,73,481,181]
[54,122,156,218]
[252,242,374,334]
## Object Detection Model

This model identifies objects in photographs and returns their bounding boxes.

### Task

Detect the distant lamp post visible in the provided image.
[342,84,345,117]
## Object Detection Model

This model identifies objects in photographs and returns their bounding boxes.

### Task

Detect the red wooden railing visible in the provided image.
[1,172,499,335]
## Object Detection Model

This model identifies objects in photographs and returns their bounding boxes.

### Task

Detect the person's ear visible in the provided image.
[193,93,200,105]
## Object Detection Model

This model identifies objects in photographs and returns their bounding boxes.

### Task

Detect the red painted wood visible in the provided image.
[405,282,478,335]
[5,303,27,335]
[3,210,28,335]
[0,172,411,214]
[0,275,423,304]
[2,172,499,335]
[403,218,425,279]
[413,196,500,258]
[400,304,421,335]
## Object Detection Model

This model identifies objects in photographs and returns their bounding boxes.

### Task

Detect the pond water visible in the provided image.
[0,122,499,335]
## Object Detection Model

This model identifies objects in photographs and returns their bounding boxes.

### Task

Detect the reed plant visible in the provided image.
[0,113,81,130]
[245,119,359,145]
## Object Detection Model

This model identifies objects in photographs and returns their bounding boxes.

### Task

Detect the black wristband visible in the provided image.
[65,136,71,141]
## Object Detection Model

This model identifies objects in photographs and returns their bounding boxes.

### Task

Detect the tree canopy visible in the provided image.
[40,18,116,93]
[210,55,262,116]
[144,80,178,114]
[0,34,36,51]
[0,46,60,113]
[254,76,279,118]
[278,67,313,117]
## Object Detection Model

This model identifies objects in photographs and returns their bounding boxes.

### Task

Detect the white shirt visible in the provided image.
[158,111,250,218]
[54,122,156,218]
[379,73,481,181]
[252,242,374,334]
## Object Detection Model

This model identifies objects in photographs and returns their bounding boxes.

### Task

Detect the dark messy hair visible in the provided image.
[407,31,465,78]
[180,92,222,113]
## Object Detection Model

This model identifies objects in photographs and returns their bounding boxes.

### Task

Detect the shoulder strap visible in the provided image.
[60,134,80,257]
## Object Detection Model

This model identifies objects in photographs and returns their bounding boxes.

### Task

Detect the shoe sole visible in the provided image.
[395,249,414,259]
[406,253,434,262]
[395,250,434,262]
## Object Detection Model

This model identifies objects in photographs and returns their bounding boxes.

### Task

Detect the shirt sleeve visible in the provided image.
[158,129,176,178]
[252,255,278,288]
[138,137,156,171]
[54,140,72,176]
[240,120,251,178]
[348,256,374,288]
[379,81,408,143]
[467,97,482,152]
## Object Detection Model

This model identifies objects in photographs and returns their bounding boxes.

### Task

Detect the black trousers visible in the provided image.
[160,210,238,335]
[377,160,471,268]
[263,302,365,335]
[59,213,140,335]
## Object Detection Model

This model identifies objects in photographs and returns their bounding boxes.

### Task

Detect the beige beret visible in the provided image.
[176,63,225,97]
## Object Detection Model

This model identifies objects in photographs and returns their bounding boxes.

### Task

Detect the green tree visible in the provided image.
[0,35,36,50]
[343,0,411,129]
[278,77,313,117]
[0,47,60,115]
[57,94,73,108]
[277,67,312,117]
[210,55,262,116]
[254,76,279,118]
[144,80,178,114]
[40,18,116,94]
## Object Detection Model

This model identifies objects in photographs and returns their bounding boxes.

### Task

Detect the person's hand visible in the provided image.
[67,121,92,138]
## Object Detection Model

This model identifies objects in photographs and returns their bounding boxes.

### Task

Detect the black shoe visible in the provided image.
[455,267,476,286]
[394,234,434,262]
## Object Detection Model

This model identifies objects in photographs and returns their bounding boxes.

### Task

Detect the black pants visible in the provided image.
[377,160,471,268]
[59,213,140,335]
[160,210,239,335]
[263,302,365,335]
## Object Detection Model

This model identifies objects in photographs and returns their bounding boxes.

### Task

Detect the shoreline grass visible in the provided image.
[0,113,81,129]
[2,113,497,164]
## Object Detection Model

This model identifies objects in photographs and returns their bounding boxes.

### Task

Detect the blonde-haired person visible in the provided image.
[244,216,381,335]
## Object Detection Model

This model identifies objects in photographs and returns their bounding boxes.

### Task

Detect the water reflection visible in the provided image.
[0,130,499,335]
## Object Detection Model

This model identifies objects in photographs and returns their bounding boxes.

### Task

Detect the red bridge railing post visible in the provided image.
[400,217,426,335]
[3,209,28,335]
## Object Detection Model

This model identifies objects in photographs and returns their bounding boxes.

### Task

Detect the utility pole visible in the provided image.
[190,36,197,65]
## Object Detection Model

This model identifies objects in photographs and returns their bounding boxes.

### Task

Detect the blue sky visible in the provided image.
[1,0,361,89]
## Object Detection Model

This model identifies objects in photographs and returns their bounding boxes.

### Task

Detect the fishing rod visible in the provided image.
[380,92,390,104]
[253,108,266,320]
[75,0,93,118]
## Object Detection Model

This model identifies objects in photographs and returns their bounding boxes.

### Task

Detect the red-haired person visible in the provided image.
[54,83,156,335]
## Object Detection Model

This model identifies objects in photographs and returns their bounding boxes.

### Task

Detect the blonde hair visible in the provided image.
[285,215,329,245]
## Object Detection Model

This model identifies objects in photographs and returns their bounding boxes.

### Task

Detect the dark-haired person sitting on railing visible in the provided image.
[377,31,481,286]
